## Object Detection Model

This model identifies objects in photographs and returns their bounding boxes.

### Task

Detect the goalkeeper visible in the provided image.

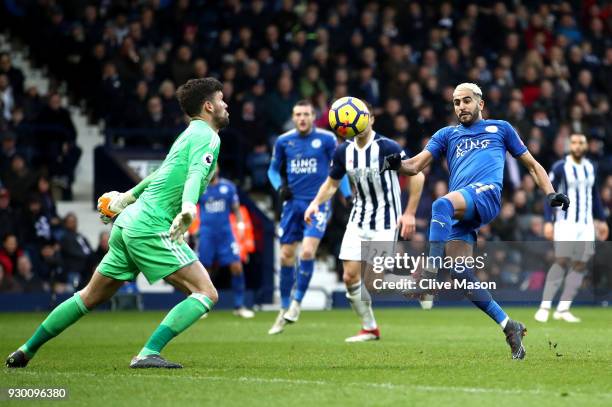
[6,78,228,369]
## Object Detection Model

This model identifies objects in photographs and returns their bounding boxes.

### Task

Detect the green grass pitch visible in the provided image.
[1,307,611,406]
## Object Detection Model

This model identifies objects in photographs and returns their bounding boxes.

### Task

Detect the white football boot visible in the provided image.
[233,307,255,319]
[534,308,550,323]
[553,310,581,323]
[268,309,287,334]
[283,300,301,323]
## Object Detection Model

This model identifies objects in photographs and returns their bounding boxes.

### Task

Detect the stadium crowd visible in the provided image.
[0,0,611,293]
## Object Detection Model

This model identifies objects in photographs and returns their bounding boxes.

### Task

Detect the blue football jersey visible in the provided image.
[425,119,527,193]
[270,127,337,201]
[198,178,238,232]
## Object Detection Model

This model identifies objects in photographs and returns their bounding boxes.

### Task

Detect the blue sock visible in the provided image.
[294,259,314,303]
[451,267,508,325]
[280,265,295,309]
[428,198,454,259]
[231,273,246,309]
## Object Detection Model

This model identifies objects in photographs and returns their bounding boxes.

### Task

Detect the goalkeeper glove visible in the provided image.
[169,202,197,244]
[97,190,137,224]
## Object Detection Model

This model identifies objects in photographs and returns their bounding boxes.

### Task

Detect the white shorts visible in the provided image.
[339,222,398,262]
[553,222,595,262]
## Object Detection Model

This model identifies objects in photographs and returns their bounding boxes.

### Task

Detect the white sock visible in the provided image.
[346,282,377,330]
[540,263,566,309]
[557,269,585,312]
[499,316,509,329]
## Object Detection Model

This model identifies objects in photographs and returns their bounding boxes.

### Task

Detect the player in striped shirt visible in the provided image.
[7,78,227,369]
[535,133,609,323]
[304,110,425,342]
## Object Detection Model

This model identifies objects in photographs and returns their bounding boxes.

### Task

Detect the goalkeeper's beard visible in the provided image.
[214,112,230,129]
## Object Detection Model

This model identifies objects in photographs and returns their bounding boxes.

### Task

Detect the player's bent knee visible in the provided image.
[300,249,315,260]
[195,287,218,305]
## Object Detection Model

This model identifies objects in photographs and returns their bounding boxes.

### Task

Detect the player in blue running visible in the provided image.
[381,83,570,359]
[198,165,254,319]
[267,100,351,335]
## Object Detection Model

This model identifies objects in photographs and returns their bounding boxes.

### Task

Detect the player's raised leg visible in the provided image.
[343,260,379,342]
[269,242,297,334]
[6,271,124,368]
[284,236,321,323]
[130,261,217,368]
[446,240,526,359]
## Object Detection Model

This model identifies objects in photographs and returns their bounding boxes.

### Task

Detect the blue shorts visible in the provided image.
[199,228,240,267]
[279,199,331,244]
[448,183,501,243]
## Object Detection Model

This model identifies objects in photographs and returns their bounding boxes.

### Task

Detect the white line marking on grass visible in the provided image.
[7,370,612,398]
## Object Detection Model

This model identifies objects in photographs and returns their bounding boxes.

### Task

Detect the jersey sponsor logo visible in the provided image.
[455,139,491,158]
[485,125,498,133]
[202,153,214,166]
[204,199,226,213]
[311,138,322,148]
[290,157,318,174]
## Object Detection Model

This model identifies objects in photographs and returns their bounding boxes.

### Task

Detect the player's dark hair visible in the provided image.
[176,77,223,117]
[294,99,313,109]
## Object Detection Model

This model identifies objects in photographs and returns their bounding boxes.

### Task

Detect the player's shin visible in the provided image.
[346,281,377,330]
[556,269,585,312]
[540,262,567,309]
[19,292,90,359]
[279,265,296,309]
[294,259,314,303]
[427,198,454,274]
[451,268,509,328]
[232,273,246,309]
[138,293,214,358]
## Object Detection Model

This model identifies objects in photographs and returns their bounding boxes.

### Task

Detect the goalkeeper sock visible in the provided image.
[294,259,314,303]
[20,293,90,358]
[138,293,214,358]
[279,265,295,309]
[231,273,246,309]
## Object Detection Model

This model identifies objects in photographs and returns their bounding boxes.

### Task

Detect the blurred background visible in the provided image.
[0,0,610,308]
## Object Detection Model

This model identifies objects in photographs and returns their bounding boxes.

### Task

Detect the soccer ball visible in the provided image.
[328,96,370,138]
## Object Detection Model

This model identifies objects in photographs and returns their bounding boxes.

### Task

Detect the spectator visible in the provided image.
[264,75,298,135]
[0,52,24,98]
[37,239,67,294]
[0,188,20,239]
[93,231,110,267]
[14,255,46,292]
[0,233,25,277]
[2,154,35,208]
[0,262,20,292]
[59,212,93,289]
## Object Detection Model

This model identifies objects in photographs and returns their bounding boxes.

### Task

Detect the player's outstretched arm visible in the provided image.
[398,171,425,239]
[304,177,340,224]
[517,151,569,210]
[381,150,433,176]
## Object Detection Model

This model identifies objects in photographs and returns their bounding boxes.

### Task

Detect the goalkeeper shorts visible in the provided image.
[98,225,198,283]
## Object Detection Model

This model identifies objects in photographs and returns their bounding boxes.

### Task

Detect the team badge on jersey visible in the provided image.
[220,185,228,194]
[485,125,498,133]
[202,153,214,166]
[311,139,322,148]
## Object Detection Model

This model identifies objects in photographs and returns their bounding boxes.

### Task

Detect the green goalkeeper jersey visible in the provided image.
[115,119,220,233]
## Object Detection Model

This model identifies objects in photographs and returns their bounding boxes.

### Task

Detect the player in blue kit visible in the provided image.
[198,166,254,319]
[381,83,570,359]
[267,100,351,335]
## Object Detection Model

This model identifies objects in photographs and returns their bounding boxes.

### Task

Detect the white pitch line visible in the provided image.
[5,370,612,398]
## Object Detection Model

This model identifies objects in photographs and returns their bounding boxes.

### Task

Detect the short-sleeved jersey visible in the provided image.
[330,132,406,231]
[425,119,527,193]
[116,120,220,233]
[270,127,337,201]
[198,178,238,233]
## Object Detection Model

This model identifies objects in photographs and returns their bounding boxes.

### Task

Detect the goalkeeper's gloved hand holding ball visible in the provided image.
[169,202,197,244]
[97,190,137,224]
